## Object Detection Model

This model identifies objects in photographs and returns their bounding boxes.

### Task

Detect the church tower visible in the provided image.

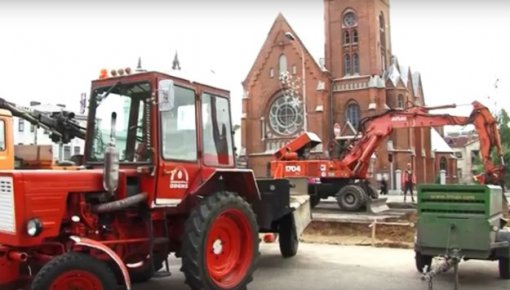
[324,0,392,78]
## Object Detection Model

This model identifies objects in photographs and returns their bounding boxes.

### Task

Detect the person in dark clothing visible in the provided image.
[380,176,388,195]
[402,163,416,202]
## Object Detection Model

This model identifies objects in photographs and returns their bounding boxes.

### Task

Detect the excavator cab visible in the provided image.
[0,109,14,169]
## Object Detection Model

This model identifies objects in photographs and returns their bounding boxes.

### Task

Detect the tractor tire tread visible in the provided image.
[181,191,259,290]
[31,252,117,290]
[278,213,299,258]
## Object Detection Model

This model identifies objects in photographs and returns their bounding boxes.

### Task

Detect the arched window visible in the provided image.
[440,157,447,171]
[352,53,359,74]
[343,31,350,45]
[346,102,360,128]
[344,54,351,76]
[279,54,288,75]
[379,12,387,71]
[352,29,358,43]
[397,94,404,108]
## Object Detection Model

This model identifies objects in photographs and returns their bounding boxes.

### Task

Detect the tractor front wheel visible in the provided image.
[31,252,117,290]
[182,191,259,290]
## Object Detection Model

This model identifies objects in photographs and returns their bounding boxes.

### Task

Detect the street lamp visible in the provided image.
[284,31,308,132]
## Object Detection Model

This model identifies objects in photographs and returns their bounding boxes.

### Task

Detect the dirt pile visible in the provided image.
[302,212,416,249]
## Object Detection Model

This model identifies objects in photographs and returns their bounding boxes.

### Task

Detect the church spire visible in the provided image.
[172,51,181,70]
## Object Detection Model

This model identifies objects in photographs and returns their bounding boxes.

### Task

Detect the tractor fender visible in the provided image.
[192,169,261,202]
[70,236,131,290]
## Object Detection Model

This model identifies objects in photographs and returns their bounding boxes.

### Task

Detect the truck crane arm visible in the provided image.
[0,97,86,144]
[341,101,505,186]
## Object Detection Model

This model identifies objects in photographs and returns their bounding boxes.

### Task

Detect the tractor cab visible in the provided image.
[84,69,240,206]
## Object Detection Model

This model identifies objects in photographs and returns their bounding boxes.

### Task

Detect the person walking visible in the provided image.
[379,176,388,195]
[402,163,416,202]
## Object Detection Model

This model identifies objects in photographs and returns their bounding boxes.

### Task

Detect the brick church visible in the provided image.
[241,0,452,189]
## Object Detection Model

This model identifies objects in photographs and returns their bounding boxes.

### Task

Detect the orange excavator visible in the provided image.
[271,101,505,213]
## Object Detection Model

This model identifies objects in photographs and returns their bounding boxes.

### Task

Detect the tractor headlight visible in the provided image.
[26,218,43,237]
[492,225,500,232]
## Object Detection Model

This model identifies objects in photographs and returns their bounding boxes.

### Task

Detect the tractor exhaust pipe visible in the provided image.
[92,192,148,214]
[8,251,28,262]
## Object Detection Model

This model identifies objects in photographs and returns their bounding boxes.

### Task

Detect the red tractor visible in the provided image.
[271,102,505,212]
[0,69,311,290]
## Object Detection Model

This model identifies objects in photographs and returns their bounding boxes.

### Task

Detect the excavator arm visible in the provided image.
[0,98,86,144]
[341,101,505,186]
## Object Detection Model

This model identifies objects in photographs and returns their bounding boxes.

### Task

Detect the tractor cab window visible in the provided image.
[0,121,5,151]
[160,82,197,161]
[89,82,151,163]
[201,93,234,166]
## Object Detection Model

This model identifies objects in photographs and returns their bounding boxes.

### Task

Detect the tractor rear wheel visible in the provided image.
[31,252,117,290]
[415,251,433,273]
[278,213,299,258]
[336,185,366,211]
[499,257,510,279]
[182,191,259,290]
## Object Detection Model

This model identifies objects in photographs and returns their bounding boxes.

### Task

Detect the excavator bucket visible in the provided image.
[366,197,389,214]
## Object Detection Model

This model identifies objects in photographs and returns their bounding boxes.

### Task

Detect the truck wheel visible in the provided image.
[279,213,299,258]
[415,251,433,273]
[31,252,117,290]
[182,191,259,290]
[499,257,510,279]
[336,185,366,211]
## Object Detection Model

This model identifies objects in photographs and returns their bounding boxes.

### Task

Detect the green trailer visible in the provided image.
[414,184,510,283]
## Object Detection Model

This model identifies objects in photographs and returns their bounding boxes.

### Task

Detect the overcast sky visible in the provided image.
[0,0,509,128]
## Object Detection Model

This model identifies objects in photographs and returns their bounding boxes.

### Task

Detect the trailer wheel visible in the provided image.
[31,252,117,290]
[336,185,366,211]
[279,213,299,258]
[182,191,259,290]
[499,257,510,279]
[415,251,433,273]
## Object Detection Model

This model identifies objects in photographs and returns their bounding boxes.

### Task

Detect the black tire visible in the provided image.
[182,191,259,290]
[336,185,366,211]
[415,251,433,273]
[128,253,167,283]
[499,257,510,279]
[278,213,299,258]
[310,195,321,208]
[31,252,117,290]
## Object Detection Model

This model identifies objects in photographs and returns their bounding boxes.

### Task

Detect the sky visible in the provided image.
[0,0,509,134]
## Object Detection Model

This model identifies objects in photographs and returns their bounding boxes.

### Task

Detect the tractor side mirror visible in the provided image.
[158,79,175,112]
[103,112,119,197]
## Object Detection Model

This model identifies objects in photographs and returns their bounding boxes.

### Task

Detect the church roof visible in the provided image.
[242,13,324,89]
[432,129,454,153]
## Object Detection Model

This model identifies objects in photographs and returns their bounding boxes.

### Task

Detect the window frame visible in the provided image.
[200,93,236,168]
[345,101,360,128]
[159,83,199,163]
[0,120,6,152]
